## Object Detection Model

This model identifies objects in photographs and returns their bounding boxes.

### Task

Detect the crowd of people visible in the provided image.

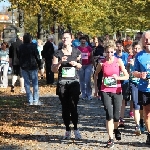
[0,30,150,148]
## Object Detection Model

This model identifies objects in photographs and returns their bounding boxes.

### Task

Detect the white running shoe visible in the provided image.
[87,96,92,100]
[63,131,71,140]
[74,129,81,139]
[135,126,141,136]
[20,88,26,93]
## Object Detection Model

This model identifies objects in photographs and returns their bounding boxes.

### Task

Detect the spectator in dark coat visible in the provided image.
[9,33,25,93]
[18,33,41,105]
[42,37,54,84]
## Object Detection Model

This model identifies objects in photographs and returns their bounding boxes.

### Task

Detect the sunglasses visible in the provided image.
[106,51,114,53]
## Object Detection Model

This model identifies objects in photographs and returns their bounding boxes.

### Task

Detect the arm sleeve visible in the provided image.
[34,46,41,69]
[9,45,13,58]
[76,49,81,57]
[54,50,60,58]
[134,55,140,71]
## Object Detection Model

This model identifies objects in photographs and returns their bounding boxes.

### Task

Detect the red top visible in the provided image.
[101,57,122,93]
[127,54,134,63]
[78,46,92,65]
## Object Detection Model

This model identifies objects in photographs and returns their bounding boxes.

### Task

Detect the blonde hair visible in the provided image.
[104,40,116,50]
[37,39,43,45]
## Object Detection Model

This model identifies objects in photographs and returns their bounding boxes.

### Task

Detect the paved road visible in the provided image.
[0,94,149,150]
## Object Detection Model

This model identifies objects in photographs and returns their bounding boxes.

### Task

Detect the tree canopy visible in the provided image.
[2,0,150,36]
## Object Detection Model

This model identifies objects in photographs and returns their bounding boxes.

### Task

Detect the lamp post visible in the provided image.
[12,8,15,25]
[53,9,58,45]
[18,9,24,33]
[37,6,43,40]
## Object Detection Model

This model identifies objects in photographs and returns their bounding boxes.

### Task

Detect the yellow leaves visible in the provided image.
[8,0,150,35]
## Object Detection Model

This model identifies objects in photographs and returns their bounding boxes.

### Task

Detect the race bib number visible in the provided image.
[120,71,124,77]
[62,67,75,78]
[103,77,117,87]
[81,53,88,59]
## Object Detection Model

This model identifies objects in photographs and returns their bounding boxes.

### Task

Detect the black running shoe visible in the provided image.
[11,85,14,92]
[146,133,150,145]
[105,139,114,148]
[114,129,121,140]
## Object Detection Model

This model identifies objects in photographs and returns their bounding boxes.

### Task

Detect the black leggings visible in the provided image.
[101,91,123,122]
[57,81,80,131]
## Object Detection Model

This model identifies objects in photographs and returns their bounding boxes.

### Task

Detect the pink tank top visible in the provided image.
[101,57,122,93]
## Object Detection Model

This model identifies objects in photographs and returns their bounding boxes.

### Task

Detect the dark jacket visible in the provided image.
[93,45,104,56]
[9,39,22,65]
[42,41,54,61]
[18,43,41,70]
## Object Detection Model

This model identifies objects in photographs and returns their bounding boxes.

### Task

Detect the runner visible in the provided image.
[78,36,93,100]
[133,31,150,144]
[92,39,104,99]
[128,41,144,135]
[125,44,134,118]
[51,32,82,140]
[94,40,129,148]
[114,40,129,127]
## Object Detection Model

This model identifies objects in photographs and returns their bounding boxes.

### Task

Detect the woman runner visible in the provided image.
[51,32,82,140]
[94,40,129,148]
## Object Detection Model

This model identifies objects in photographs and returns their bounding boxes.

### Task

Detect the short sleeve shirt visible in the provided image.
[54,47,81,82]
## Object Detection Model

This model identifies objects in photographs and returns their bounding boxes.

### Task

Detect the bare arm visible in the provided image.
[117,58,129,80]
[51,56,62,73]
[94,63,102,95]
[76,54,82,69]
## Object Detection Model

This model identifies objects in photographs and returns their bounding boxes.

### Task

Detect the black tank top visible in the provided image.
[54,48,81,83]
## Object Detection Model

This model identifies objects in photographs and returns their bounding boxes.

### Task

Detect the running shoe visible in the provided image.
[74,129,82,139]
[20,88,26,93]
[146,133,150,145]
[63,131,71,140]
[87,96,92,100]
[118,118,125,128]
[114,129,121,140]
[105,139,114,148]
[140,125,145,133]
[135,125,141,136]
[129,111,134,118]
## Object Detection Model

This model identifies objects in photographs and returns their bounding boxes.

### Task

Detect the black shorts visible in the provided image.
[121,82,130,100]
[13,65,22,77]
[138,90,150,106]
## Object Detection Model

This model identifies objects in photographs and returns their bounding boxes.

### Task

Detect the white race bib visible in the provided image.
[103,77,117,87]
[81,53,88,59]
[62,67,75,78]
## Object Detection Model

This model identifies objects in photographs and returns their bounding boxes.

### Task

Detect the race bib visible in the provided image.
[81,53,88,59]
[103,77,117,87]
[62,67,75,78]
[132,77,139,81]
[120,71,124,77]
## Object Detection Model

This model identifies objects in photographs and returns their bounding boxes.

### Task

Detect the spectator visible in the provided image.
[42,36,55,84]
[18,33,41,105]
[9,33,25,93]
[0,42,9,88]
